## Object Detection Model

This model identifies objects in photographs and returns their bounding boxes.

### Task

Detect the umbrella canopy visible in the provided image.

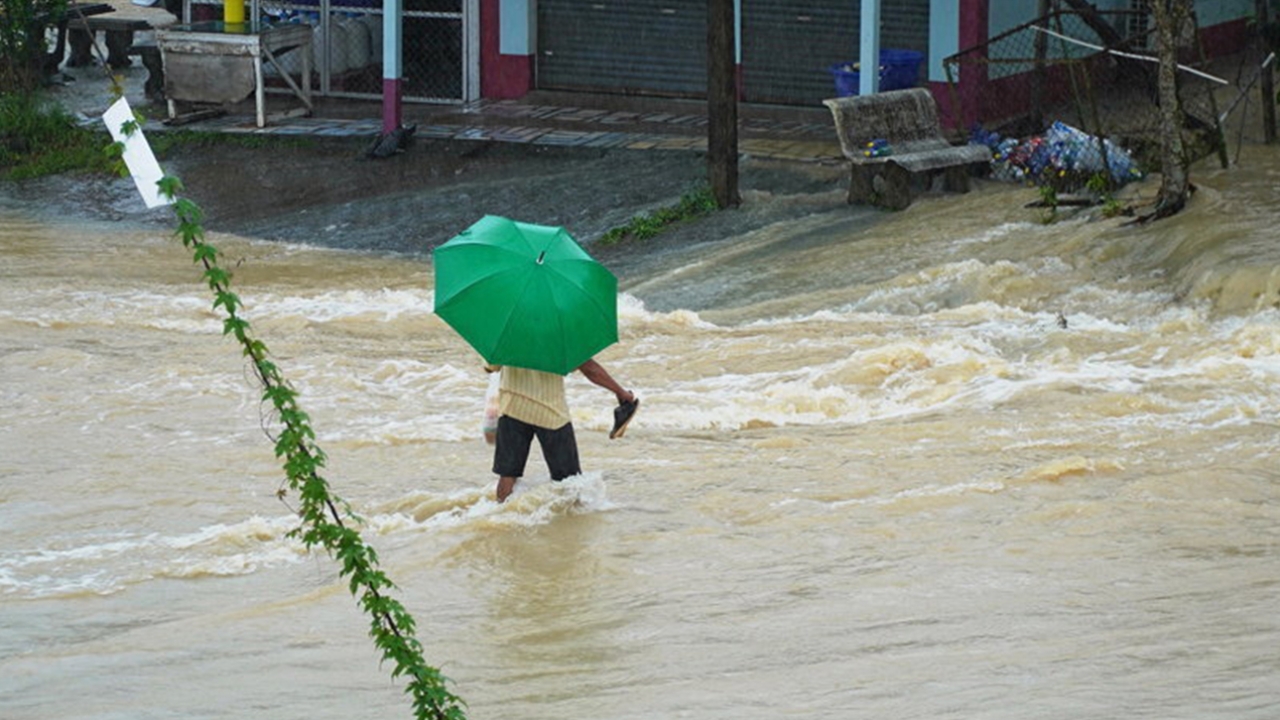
[433,215,619,375]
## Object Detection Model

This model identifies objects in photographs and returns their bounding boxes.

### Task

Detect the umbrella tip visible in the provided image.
[537,251,546,265]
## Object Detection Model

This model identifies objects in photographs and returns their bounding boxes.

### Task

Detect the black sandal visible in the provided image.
[609,397,639,439]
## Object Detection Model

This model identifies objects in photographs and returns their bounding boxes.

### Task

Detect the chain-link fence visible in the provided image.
[943,7,1231,192]
[186,0,464,102]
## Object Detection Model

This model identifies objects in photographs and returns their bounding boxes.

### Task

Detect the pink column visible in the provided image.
[956,0,989,131]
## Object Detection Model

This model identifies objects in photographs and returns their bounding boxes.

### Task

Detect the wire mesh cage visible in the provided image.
[186,0,465,102]
[942,7,1229,192]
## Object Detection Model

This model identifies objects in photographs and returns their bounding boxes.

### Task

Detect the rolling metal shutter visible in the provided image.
[537,0,707,97]
[741,0,930,106]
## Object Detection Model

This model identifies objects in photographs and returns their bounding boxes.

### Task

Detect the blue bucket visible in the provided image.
[828,63,860,97]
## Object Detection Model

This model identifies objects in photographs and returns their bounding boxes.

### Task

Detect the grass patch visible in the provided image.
[0,92,116,179]
[1,93,317,180]
[600,184,718,245]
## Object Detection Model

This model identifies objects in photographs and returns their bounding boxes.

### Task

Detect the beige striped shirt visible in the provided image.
[491,365,571,430]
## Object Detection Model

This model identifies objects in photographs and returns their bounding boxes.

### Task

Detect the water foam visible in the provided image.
[248,287,432,324]
[376,472,616,532]
[0,476,615,598]
[0,515,304,598]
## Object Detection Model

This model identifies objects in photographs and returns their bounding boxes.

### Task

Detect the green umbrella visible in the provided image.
[433,215,619,376]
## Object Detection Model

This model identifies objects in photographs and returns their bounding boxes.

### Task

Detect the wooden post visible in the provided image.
[1030,0,1050,130]
[707,0,739,209]
[1259,0,1277,144]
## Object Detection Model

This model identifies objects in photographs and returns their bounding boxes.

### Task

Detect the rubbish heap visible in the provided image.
[971,121,1143,190]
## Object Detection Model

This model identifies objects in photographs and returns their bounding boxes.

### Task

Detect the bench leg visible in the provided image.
[67,27,92,67]
[134,46,165,101]
[847,163,874,205]
[943,165,971,194]
[65,28,134,69]
[873,161,913,211]
[105,30,135,69]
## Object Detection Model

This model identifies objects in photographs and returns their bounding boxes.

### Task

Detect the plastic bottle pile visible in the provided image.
[971,121,1143,189]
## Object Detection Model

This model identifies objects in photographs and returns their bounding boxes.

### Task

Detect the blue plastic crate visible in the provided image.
[828,48,923,96]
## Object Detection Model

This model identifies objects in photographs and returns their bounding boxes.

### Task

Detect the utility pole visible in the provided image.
[707,0,740,208]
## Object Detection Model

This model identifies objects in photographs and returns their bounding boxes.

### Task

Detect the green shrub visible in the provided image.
[1,0,69,92]
[600,184,717,244]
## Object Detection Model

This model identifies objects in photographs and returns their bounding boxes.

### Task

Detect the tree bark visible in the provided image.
[707,0,740,209]
[1146,0,1192,219]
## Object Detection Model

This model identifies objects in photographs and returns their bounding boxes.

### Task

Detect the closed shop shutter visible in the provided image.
[537,0,707,96]
[741,0,930,106]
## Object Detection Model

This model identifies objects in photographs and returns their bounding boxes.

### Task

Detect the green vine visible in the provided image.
[115,117,464,719]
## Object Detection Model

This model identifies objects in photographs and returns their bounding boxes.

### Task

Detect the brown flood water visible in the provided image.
[2,149,1279,720]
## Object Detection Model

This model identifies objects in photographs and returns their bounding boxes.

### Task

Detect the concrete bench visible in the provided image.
[823,88,992,210]
[67,14,153,68]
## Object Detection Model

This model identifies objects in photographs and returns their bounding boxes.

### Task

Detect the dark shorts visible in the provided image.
[492,415,581,481]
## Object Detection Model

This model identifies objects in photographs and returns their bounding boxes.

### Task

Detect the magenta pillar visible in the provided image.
[382,0,403,133]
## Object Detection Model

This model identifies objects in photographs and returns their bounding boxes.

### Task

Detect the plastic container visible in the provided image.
[829,62,861,97]
[359,14,383,65]
[314,13,351,75]
[880,48,923,90]
[337,13,370,70]
[828,48,924,97]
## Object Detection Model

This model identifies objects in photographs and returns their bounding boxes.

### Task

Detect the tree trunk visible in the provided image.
[707,0,740,209]
[1146,0,1192,220]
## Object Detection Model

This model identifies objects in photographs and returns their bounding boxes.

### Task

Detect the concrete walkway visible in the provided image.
[193,99,842,162]
[55,60,843,163]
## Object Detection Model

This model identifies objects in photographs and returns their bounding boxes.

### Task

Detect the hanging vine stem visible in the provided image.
[104,123,465,718]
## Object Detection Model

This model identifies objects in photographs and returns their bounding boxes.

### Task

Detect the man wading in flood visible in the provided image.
[485,360,638,502]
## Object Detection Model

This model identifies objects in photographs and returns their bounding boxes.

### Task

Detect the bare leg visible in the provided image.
[496,475,518,502]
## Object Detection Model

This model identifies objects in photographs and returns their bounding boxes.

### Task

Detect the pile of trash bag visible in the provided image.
[971,121,1143,189]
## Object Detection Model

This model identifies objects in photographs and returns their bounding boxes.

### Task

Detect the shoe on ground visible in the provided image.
[610,397,639,439]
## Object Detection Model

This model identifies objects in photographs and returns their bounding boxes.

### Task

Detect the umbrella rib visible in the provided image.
[545,260,617,330]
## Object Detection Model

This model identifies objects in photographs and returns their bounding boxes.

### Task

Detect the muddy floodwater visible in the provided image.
[2,148,1279,720]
